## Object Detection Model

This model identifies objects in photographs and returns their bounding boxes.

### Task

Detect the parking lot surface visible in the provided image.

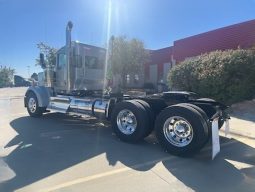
[0,87,255,192]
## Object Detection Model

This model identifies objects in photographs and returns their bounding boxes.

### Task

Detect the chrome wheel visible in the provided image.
[116,109,137,135]
[163,116,193,147]
[28,97,37,113]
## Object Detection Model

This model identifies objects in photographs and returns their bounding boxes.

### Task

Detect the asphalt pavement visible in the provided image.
[0,87,254,192]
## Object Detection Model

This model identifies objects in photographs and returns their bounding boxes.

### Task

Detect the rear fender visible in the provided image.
[189,101,229,120]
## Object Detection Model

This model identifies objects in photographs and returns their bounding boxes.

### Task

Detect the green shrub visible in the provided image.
[168,49,255,104]
[0,66,15,88]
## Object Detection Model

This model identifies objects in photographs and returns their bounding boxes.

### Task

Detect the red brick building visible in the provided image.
[145,47,173,85]
[144,19,255,87]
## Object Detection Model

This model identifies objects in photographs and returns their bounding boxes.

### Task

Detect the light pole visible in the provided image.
[27,65,30,78]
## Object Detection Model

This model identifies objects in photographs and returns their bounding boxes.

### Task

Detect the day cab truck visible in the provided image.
[24,21,230,157]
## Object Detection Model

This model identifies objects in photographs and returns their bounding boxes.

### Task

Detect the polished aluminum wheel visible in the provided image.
[28,97,37,113]
[116,109,137,135]
[163,116,193,147]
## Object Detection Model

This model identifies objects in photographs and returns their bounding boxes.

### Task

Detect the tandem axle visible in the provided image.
[24,87,229,157]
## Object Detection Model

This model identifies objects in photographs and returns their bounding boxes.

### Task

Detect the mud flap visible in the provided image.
[212,118,220,160]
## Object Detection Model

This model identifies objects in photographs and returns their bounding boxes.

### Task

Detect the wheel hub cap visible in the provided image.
[116,109,137,135]
[163,116,193,147]
[28,97,36,113]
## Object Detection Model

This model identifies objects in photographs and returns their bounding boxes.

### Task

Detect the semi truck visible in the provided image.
[24,21,230,156]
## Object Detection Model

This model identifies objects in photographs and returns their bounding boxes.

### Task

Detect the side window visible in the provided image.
[85,56,97,69]
[57,54,66,69]
[85,56,103,69]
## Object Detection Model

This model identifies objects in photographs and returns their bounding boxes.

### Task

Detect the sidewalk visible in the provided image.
[225,117,255,139]
[227,100,255,139]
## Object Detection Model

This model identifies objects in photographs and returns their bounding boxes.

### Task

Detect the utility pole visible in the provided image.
[27,65,30,78]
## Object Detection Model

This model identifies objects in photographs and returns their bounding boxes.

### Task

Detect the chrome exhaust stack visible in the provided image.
[66,21,73,93]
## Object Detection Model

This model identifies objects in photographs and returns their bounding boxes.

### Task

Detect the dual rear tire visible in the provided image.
[155,104,209,156]
[111,100,153,143]
[111,101,210,156]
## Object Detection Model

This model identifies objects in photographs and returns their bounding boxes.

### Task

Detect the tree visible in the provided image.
[108,36,149,88]
[36,42,57,69]
[168,49,255,104]
[0,66,15,87]
[31,72,38,81]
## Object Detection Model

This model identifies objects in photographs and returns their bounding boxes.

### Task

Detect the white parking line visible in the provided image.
[41,155,177,192]
[41,139,238,192]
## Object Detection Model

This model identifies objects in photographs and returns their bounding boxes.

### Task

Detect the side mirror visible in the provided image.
[40,53,46,69]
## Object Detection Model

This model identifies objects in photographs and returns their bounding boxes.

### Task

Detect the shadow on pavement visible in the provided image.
[163,137,255,192]
[1,113,255,191]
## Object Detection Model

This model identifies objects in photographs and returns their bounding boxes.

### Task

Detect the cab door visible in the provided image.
[55,52,67,91]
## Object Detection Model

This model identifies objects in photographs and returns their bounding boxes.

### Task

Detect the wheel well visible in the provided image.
[25,87,51,108]
[140,98,168,116]
[25,90,34,97]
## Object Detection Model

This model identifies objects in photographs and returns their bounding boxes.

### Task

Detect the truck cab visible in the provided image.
[54,42,106,93]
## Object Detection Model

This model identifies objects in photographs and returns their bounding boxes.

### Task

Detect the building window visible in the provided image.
[126,74,130,84]
[85,56,104,69]
[134,74,139,83]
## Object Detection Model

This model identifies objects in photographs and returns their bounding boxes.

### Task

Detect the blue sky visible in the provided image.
[0,0,255,77]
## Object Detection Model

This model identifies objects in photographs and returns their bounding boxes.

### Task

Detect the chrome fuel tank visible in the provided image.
[69,97,109,119]
[48,95,110,119]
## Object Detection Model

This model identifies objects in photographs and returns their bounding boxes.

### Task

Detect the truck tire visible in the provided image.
[111,100,150,143]
[134,99,155,137]
[197,98,224,129]
[155,104,209,156]
[178,103,210,129]
[26,92,44,117]
[178,103,211,144]
[182,103,225,144]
